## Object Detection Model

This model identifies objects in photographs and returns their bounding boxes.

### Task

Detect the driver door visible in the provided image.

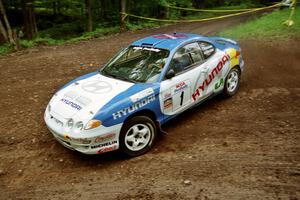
[159,42,206,117]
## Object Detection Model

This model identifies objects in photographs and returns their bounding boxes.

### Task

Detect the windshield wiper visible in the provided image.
[103,72,136,83]
[112,74,136,83]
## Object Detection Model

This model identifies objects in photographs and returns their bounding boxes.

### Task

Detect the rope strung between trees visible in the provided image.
[121,3,281,23]
[283,0,297,26]
[165,4,262,13]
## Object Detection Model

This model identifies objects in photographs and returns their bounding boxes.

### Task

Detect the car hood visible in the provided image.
[49,73,134,120]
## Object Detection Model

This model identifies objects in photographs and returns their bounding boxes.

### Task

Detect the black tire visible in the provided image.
[223,67,241,97]
[119,116,157,157]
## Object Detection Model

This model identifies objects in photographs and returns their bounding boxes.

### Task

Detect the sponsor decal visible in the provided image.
[192,54,230,101]
[81,80,112,94]
[215,78,224,90]
[64,134,91,144]
[153,34,188,39]
[94,133,116,143]
[60,98,82,111]
[174,81,188,94]
[91,140,117,149]
[130,88,154,103]
[97,145,118,154]
[63,91,91,106]
[163,98,172,109]
[64,134,70,140]
[113,95,156,120]
[75,96,92,107]
[64,91,78,99]
[133,46,161,52]
[226,48,240,68]
[164,92,171,99]
[71,137,91,144]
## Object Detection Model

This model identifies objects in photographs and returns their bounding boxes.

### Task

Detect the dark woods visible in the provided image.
[0,0,277,49]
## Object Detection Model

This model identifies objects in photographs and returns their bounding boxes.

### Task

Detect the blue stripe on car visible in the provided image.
[93,83,165,127]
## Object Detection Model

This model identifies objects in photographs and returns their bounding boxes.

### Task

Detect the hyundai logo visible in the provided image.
[82,80,112,94]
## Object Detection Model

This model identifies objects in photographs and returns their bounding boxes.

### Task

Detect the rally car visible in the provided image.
[44,33,244,156]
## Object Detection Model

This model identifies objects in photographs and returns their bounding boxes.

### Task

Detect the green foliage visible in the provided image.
[223,0,258,7]
[0,26,120,55]
[34,37,63,45]
[220,9,300,40]
[19,40,36,48]
[0,0,282,56]
[126,21,167,31]
[67,27,119,43]
[38,21,84,39]
[0,44,12,56]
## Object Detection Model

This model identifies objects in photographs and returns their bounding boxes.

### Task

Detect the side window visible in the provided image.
[168,42,203,75]
[199,42,215,59]
[183,43,203,63]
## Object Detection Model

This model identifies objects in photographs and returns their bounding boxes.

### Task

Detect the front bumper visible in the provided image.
[240,58,245,72]
[44,110,122,154]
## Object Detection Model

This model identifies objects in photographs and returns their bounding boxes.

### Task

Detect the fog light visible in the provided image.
[67,119,74,129]
[48,104,51,112]
[75,121,84,131]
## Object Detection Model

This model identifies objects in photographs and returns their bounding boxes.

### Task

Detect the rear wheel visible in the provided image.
[223,67,240,97]
[119,116,157,157]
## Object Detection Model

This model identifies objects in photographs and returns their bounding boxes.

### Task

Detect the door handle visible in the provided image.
[201,67,208,73]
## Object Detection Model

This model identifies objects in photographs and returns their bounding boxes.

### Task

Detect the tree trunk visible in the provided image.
[0,18,8,42]
[22,0,37,39]
[193,0,204,8]
[102,0,108,20]
[85,0,93,32]
[57,0,61,14]
[53,1,57,16]
[0,0,16,46]
[120,0,126,32]
[165,6,170,19]
[218,0,224,6]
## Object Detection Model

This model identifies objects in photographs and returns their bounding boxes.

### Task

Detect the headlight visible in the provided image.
[67,119,74,128]
[84,119,102,130]
[75,121,84,131]
[48,104,51,112]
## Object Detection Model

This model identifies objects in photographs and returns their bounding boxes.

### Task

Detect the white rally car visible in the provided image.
[44,33,244,156]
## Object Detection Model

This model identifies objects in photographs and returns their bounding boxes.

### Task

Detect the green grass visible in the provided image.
[220,8,300,40]
[0,43,12,56]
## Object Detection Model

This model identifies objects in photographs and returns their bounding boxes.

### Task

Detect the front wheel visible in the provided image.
[223,67,240,97]
[119,116,157,157]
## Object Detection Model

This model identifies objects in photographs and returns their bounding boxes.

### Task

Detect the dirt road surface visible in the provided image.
[0,12,299,200]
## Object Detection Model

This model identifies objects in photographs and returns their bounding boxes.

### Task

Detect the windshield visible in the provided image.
[100,46,169,83]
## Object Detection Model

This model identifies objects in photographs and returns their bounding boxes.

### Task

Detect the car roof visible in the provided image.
[131,33,205,51]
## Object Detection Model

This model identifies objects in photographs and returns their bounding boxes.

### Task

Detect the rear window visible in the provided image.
[199,42,215,59]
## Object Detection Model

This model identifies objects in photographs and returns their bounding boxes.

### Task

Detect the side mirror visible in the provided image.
[165,69,175,79]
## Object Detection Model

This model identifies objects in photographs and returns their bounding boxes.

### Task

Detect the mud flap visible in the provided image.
[156,121,168,135]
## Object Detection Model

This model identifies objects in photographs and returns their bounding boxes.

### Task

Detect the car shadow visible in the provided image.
[61,85,245,168]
